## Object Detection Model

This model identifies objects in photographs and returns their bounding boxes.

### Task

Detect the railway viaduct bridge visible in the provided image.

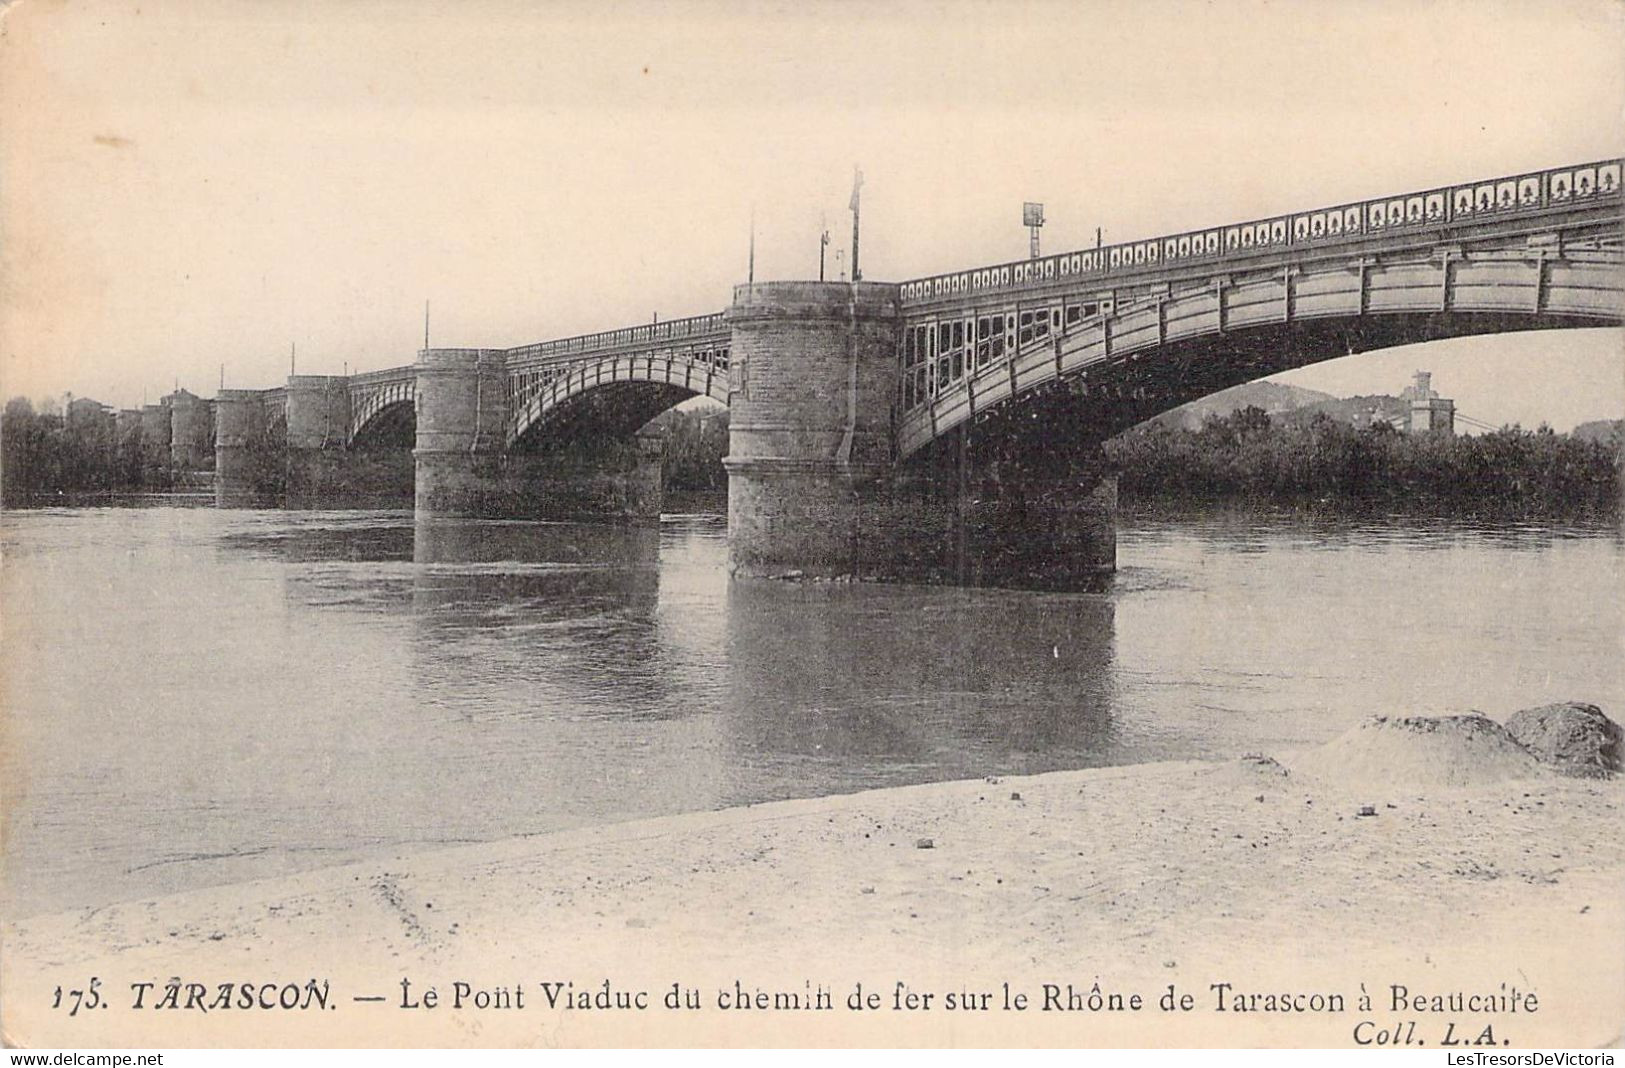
[211,157,1624,586]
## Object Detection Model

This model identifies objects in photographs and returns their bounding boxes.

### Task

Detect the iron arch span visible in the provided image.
[348,398,416,450]
[896,251,1622,458]
[507,351,732,450]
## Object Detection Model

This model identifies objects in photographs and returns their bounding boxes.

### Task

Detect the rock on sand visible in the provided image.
[1506,701,1623,779]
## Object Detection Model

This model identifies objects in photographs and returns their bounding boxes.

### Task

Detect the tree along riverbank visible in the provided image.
[1105,408,1621,522]
[1,397,164,504]
[6,398,1620,520]
[672,406,1621,523]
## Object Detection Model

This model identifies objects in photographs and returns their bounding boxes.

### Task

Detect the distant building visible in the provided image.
[65,395,113,428]
[1350,404,1404,431]
[64,395,116,453]
[166,388,215,469]
[1400,371,1455,435]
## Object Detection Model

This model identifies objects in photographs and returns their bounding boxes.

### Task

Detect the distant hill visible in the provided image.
[1570,419,1622,445]
[1143,380,1336,431]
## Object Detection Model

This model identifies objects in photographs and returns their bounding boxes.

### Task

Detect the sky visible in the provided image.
[1,0,1621,429]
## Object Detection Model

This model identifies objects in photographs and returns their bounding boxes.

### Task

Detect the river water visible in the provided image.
[2,502,1619,918]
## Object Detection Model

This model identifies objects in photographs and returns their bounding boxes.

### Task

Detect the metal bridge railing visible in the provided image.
[506,310,729,366]
[899,157,1623,306]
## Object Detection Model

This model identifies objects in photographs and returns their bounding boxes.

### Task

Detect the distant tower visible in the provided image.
[1405,370,1455,435]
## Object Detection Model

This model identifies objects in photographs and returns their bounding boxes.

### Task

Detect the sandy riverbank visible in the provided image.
[3,723,1622,1048]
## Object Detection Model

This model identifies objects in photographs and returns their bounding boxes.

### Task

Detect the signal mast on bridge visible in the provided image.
[1024,201,1045,259]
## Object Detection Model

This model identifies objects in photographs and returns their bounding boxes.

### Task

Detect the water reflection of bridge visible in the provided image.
[408,519,1121,776]
[248,513,1127,835]
[721,581,1120,780]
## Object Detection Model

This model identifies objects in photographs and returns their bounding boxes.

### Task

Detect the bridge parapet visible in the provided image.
[505,310,729,369]
[346,367,415,386]
[900,157,1621,309]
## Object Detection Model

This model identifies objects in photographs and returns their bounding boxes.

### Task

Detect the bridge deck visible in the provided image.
[230,156,1621,431]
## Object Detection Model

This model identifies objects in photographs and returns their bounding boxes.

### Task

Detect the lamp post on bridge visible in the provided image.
[849,166,863,282]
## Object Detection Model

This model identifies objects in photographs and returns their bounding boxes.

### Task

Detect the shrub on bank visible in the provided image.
[1104,408,1620,521]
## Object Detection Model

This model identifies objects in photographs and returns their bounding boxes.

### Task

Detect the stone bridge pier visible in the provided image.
[214,389,268,505]
[724,281,899,576]
[412,348,509,517]
[724,280,1116,588]
[139,402,171,478]
[284,375,354,502]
